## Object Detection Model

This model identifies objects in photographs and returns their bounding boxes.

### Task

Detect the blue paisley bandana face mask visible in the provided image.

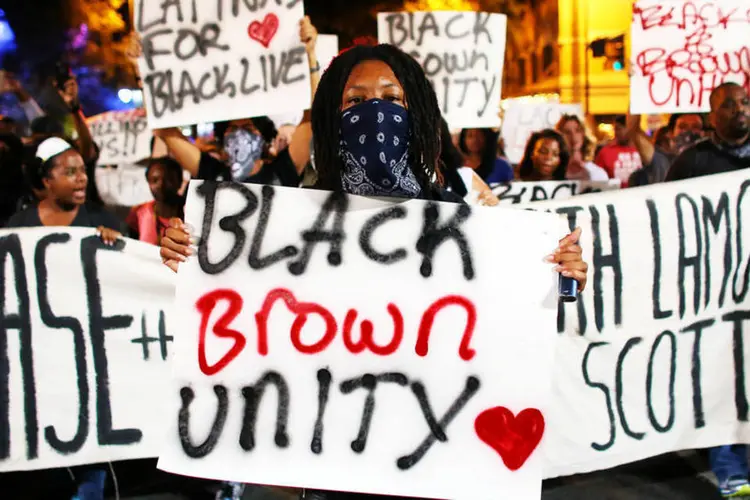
[338,99,422,197]
[224,128,265,181]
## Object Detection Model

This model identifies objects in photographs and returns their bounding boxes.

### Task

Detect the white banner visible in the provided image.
[539,170,750,477]
[377,11,507,129]
[630,0,750,114]
[0,228,175,472]
[87,109,151,166]
[136,0,311,128]
[501,100,583,164]
[158,183,561,499]
[3,172,750,486]
[492,180,621,204]
[95,164,153,208]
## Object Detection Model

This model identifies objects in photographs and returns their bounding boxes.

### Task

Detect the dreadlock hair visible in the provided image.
[518,128,569,181]
[312,44,443,195]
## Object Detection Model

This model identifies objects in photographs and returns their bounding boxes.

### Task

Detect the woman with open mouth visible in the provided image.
[5,136,122,245]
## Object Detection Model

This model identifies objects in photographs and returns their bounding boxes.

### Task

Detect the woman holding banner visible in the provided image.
[159,42,589,500]
[6,137,122,239]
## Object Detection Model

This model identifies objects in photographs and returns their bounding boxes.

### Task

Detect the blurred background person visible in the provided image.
[458,127,514,184]
[518,128,569,182]
[126,157,185,245]
[439,119,499,206]
[556,114,609,181]
[667,82,749,182]
[627,112,706,187]
[595,115,643,187]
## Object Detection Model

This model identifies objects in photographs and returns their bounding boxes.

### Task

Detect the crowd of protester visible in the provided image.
[0,11,749,500]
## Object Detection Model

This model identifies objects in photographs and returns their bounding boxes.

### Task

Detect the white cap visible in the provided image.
[36,137,73,163]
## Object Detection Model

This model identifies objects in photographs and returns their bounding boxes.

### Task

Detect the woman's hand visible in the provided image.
[299,15,318,54]
[160,218,192,273]
[546,227,588,292]
[58,77,80,110]
[96,226,121,246]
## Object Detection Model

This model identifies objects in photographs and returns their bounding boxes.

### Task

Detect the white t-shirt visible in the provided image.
[584,162,610,182]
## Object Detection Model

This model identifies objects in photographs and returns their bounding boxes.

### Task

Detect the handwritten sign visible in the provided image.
[630,0,750,114]
[317,34,339,73]
[136,0,310,128]
[501,100,583,164]
[5,176,750,477]
[158,184,560,498]
[87,109,151,166]
[492,180,621,204]
[377,11,507,129]
[95,164,153,208]
[534,170,750,477]
[0,228,174,471]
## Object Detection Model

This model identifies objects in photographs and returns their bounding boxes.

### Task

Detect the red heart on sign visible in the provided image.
[474,407,545,471]
[247,13,279,48]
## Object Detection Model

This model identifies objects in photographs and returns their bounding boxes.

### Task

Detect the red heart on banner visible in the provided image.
[474,407,545,471]
[247,13,279,48]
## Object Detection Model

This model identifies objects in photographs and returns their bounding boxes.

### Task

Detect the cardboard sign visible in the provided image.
[501,100,583,164]
[630,0,750,114]
[136,0,311,128]
[95,164,153,208]
[317,34,339,73]
[87,109,151,166]
[157,183,561,499]
[535,170,750,477]
[0,228,175,471]
[492,181,621,204]
[377,11,507,129]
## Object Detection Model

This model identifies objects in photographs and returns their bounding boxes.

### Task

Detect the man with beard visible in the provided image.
[667,82,750,181]
[666,81,750,499]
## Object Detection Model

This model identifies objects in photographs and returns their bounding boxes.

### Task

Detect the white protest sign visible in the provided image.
[5,177,750,479]
[136,0,310,128]
[87,109,152,166]
[95,164,153,207]
[158,183,561,499]
[501,101,583,164]
[492,180,621,204]
[378,11,507,129]
[630,0,750,114]
[0,228,175,471]
[534,171,750,477]
[317,34,339,73]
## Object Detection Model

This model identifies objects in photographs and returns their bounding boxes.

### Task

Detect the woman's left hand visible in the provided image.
[96,226,121,246]
[546,227,588,292]
[299,16,318,54]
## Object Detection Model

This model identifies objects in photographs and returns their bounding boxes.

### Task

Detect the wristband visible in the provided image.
[310,62,321,73]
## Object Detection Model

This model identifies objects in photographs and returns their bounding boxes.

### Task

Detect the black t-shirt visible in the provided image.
[5,203,122,231]
[197,147,301,186]
[665,138,750,181]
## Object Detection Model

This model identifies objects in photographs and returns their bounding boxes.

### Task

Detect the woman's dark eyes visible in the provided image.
[385,95,402,102]
[347,96,363,105]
